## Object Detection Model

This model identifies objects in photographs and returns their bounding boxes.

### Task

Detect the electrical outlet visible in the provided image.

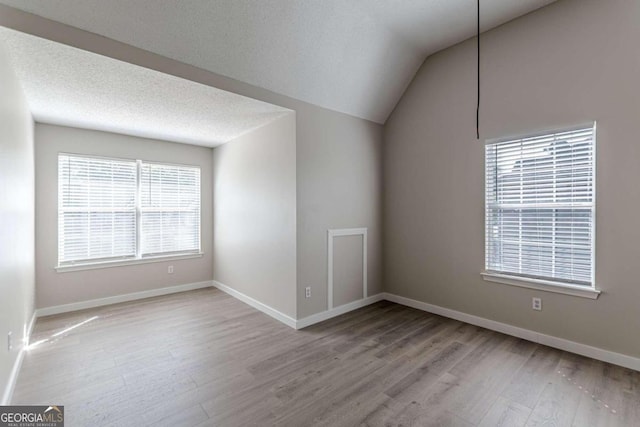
[168,265,174,274]
[532,297,542,311]
[7,332,12,352]
[305,287,311,298]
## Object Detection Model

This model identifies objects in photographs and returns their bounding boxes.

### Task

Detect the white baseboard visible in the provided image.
[1,311,37,405]
[35,280,214,317]
[296,294,385,329]
[212,281,297,329]
[383,292,640,372]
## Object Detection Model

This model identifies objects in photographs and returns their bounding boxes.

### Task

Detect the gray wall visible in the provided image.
[0,43,34,403]
[296,104,383,317]
[384,0,640,357]
[213,114,297,318]
[0,7,384,320]
[35,124,213,308]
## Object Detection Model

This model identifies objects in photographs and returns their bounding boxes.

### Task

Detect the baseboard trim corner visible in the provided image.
[1,349,25,405]
[35,280,214,317]
[296,294,385,329]
[212,281,297,329]
[382,292,640,372]
[26,311,36,347]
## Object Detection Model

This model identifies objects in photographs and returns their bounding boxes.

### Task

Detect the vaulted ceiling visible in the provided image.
[0,0,557,123]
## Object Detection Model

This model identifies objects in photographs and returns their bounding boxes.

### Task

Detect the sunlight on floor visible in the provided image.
[28,316,99,349]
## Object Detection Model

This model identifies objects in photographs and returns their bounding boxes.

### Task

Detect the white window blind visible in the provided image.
[58,155,137,265]
[58,154,201,267]
[140,162,201,256]
[485,124,595,286]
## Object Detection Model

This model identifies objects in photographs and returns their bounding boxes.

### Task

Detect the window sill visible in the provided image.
[56,252,204,273]
[481,272,601,299]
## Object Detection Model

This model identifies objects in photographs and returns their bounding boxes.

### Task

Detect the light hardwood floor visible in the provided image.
[13,288,640,426]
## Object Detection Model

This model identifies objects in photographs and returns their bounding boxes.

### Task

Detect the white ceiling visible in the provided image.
[0,27,291,147]
[0,0,557,124]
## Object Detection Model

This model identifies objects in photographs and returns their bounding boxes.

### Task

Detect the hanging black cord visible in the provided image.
[476,0,480,140]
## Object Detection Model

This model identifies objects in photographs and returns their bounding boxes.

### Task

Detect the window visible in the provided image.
[58,154,201,268]
[484,124,595,287]
[140,162,201,256]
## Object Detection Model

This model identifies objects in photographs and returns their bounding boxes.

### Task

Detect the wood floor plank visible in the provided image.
[374,316,449,361]
[572,361,640,427]
[501,344,563,408]
[375,372,466,426]
[525,352,598,427]
[384,340,469,400]
[478,396,532,427]
[441,337,531,424]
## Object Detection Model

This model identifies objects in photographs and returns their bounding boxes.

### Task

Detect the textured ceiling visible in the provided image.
[0,27,291,147]
[0,0,557,124]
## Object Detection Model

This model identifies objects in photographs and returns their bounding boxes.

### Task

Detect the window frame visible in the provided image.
[138,160,202,258]
[481,124,600,299]
[56,152,202,272]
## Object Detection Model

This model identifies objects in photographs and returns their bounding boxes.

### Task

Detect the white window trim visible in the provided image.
[137,160,201,258]
[483,122,597,294]
[481,272,600,299]
[56,252,204,273]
